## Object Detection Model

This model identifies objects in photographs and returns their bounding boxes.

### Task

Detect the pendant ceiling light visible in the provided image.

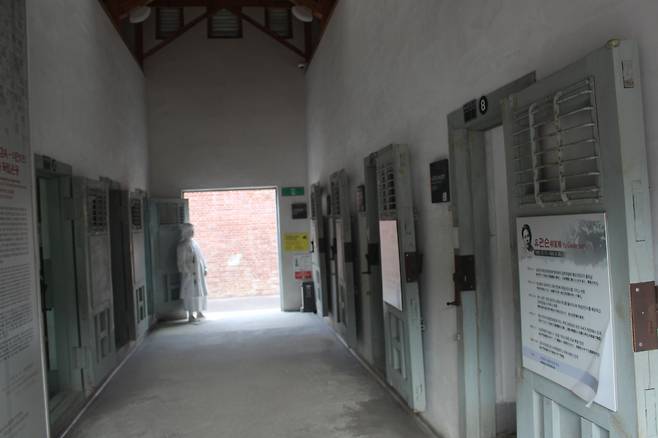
[129,6,151,24]
[291,5,313,23]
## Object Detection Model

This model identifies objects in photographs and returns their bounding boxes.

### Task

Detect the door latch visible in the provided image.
[448,255,476,307]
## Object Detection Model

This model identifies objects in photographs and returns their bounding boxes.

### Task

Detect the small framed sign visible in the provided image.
[292,202,308,219]
[430,159,450,203]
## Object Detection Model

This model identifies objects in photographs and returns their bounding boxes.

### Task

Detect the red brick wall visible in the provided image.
[184,190,280,298]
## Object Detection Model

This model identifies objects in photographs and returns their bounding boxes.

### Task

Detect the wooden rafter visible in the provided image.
[143,10,210,59]
[229,8,306,59]
[104,0,339,65]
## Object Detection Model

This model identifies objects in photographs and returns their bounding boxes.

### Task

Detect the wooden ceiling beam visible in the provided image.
[229,8,306,59]
[143,9,210,59]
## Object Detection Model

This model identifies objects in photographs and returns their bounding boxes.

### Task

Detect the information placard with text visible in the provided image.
[517,213,616,411]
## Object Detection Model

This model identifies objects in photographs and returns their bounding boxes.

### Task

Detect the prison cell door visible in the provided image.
[356,153,385,374]
[109,187,135,354]
[147,198,189,320]
[330,170,357,347]
[375,144,426,412]
[310,183,329,316]
[502,40,656,437]
[130,192,149,339]
[447,73,536,438]
[73,177,116,393]
[34,156,85,434]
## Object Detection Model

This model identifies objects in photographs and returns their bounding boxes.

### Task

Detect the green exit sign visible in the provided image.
[282,187,305,197]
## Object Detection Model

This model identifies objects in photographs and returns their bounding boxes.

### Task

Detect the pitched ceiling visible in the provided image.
[101,0,337,65]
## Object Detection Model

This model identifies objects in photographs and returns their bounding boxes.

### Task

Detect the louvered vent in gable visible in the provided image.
[378,163,396,214]
[87,188,108,233]
[330,181,340,217]
[131,198,143,230]
[511,77,602,207]
[208,9,242,39]
[156,7,184,39]
[158,203,185,225]
[265,7,292,39]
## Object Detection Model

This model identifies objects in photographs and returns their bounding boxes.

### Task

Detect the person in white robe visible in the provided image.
[177,223,208,322]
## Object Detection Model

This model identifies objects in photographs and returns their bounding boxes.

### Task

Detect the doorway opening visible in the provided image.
[35,157,85,436]
[183,188,281,314]
[484,126,517,437]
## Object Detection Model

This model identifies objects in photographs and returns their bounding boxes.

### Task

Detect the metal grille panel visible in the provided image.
[87,188,108,233]
[158,203,185,225]
[131,198,143,230]
[378,163,397,214]
[209,9,242,38]
[511,77,602,207]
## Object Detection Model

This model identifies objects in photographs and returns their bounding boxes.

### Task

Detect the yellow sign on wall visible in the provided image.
[283,232,309,252]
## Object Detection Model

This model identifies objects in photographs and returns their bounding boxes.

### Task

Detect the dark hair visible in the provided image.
[521,224,532,238]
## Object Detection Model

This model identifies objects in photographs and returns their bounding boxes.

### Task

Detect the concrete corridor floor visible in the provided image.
[66,303,433,438]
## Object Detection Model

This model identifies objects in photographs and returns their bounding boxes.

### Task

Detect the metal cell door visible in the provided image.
[73,177,116,392]
[356,153,385,374]
[375,144,426,412]
[503,40,655,437]
[35,155,86,434]
[147,198,189,320]
[130,191,149,339]
[310,183,329,316]
[330,170,357,347]
[109,186,134,353]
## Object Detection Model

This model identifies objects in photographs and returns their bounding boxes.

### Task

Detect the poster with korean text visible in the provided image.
[517,213,616,411]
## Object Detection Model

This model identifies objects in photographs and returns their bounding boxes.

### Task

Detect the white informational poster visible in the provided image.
[293,254,312,280]
[517,213,616,411]
[379,220,402,311]
[0,2,49,436]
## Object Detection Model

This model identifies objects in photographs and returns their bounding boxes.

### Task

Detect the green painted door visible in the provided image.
[130,192,149,339]
[147,198,189,320]
[356,154,385,374]
[375,144,426,412]
[330,170,358,347]
[35,157,86,433]
[503,40,656,437]
[73,177,116,392]
[310,183,329,316]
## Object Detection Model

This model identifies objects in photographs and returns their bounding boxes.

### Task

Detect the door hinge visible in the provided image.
[404,252,422,283]
[629,282,658,352]
[448,255,476,306]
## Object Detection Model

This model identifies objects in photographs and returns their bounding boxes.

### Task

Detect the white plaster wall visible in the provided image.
[26,0,149,190]
[145,11,308,310]
[306,1,658,436]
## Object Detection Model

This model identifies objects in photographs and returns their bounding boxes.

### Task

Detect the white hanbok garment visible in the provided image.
[177,238,208,312]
